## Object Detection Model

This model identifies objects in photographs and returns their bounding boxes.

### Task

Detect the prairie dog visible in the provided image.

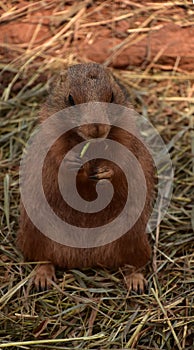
[17,63,154,292]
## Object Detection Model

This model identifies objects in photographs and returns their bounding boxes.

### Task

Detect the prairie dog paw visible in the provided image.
[125,272,147,294]
[34,264,56,291]
[90,166,114,180]
[65,151,84,171]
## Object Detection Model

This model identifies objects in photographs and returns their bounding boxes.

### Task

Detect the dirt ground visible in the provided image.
[1,0,194,72]
[0,1,194,350]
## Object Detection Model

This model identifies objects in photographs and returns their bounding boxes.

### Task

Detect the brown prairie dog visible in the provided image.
[17,63,155,292]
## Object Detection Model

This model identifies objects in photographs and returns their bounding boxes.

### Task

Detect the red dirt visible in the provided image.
[0,1,193,71]
[79,22,194,70]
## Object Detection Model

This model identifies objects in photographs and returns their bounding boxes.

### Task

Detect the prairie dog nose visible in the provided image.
[91,123,110,138]
[78,123,111,140]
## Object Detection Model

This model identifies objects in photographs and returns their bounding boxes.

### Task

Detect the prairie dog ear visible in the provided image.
[104,66,121,87]
[47,72,68,94]
[103,66,114,78]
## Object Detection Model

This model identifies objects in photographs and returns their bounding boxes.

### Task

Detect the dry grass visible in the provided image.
[0,1,194,349]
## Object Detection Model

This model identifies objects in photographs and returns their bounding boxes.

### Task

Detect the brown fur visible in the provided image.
[17,63,155,291]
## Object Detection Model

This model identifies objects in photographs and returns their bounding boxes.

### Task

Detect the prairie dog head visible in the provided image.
[44,63,129,140]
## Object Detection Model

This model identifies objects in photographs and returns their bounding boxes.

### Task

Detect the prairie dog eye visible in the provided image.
[68,94,75,106]
[110,92,114,103]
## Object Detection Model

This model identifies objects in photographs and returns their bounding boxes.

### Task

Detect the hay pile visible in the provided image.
[0,1,193,349]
